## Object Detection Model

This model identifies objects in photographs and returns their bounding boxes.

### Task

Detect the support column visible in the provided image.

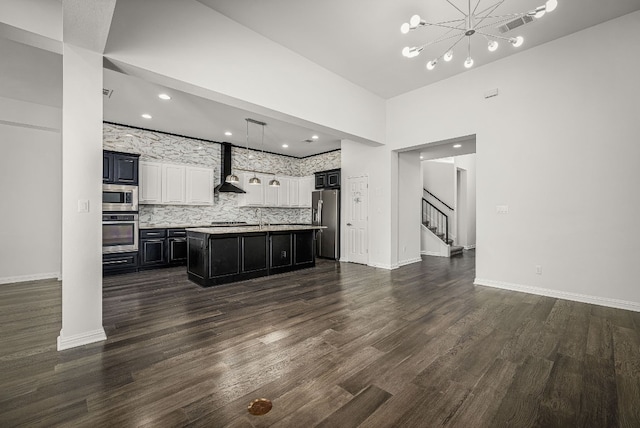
[57,43,105,350]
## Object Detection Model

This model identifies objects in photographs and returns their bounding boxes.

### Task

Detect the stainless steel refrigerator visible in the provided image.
[312,189,340,260]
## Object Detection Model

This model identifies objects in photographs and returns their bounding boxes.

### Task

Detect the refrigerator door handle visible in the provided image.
[318,199,323,225]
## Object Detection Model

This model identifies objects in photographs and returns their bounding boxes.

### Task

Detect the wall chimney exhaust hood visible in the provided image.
[214,142,245,193]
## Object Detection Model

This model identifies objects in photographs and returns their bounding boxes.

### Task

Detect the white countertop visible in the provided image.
[186,225,325,234]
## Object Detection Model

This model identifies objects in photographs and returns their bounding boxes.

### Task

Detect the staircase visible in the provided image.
[422,193,463,257]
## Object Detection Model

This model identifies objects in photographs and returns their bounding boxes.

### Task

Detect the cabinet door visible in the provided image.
[240,173,264,206]
[186,166,214,205]
[327,170,340,188]
[103,153,113,183]
[113,154,138,184]
[270,233,292,268]
[315,173,326,189]
[162,164,186,204]
[263,174,278,206]
[140,239,166,266]
[277,177,290,207]
[139,161,163,204]
[168,238,187,264]
[288,178,299,207]
[299,176,314,208]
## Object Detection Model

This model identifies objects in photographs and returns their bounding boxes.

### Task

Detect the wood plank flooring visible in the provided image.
[1,251,640,427]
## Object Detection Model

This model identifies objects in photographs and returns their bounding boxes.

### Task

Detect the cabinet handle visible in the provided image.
[347,223,352,226]
[103,259,129,265]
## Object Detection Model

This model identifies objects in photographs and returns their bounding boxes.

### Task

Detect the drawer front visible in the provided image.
[103,252,138,274]
[140,229,167,239]
[168,228,187,237]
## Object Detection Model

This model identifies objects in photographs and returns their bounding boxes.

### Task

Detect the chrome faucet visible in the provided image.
[255,208,263,229]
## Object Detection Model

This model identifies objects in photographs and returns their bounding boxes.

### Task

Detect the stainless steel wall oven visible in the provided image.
[102,214,139,254]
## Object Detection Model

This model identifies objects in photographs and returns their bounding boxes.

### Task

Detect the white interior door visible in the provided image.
[346,176,368,265]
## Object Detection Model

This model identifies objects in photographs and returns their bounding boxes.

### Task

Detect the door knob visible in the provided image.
[346,223,352,226]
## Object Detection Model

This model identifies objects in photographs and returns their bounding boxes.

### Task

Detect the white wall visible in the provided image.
[0,0,62,41]
[397,152,422,266]
[455,154,476,248]
[423,160,455,209]
[104,0,386,146]
[0,98,61,283]
[385,11,640,310]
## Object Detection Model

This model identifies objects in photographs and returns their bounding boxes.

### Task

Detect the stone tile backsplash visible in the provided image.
[103,123,337,226]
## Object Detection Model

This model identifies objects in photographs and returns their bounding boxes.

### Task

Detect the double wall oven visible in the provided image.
[102,184,139,255]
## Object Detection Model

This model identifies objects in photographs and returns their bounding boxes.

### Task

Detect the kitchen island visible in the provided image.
[186,225,324,286]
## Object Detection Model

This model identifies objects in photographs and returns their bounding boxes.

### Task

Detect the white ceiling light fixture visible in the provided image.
[401,0,558,71]
[224,131,232,136]
[141,113,152,119]
[453,144,462,148]
[282,144,289,148]
[158,93,171,100]
[311,135,319,140]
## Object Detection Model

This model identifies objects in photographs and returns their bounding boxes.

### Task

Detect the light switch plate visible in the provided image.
[496,205,509,214]
[77,199,90,213]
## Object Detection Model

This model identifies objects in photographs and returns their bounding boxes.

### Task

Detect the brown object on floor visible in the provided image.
[247,398,273,416]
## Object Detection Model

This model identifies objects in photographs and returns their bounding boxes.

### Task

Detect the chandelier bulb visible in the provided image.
[546,0,558,12]
[443,50,454,62]
[426,59,437,70]
[402,47,411,57]
[510,36,524,47]
[409,14,422,28]
[488,40,499,52]
[534,6,546,18]
[464,57,474,68]
[401,22,411,34]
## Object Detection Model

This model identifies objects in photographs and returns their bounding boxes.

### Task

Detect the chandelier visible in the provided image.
[401,0,558,70]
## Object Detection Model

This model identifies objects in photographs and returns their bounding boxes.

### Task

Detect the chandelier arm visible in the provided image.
[474,30,518,42]
[434,34,467,60]
[417,28,468,49]
[445,0,468,17]
[473,0,506,20]
[473,1,508,28]
[475,13,528,31]
[429,18,467,25]
[472,0,483,16]
[422,22,469,31]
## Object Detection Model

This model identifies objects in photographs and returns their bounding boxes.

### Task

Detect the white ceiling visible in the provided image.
[198,0,640,98]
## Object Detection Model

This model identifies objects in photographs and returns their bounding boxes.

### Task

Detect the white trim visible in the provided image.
[398,257,422,267]
[474,278,640,313]
[57,328,107,351]
[422,251,447,257]
[338,257,349,263]
[368,262,398,270]
[0,272,61,285]
[463,245,476,250]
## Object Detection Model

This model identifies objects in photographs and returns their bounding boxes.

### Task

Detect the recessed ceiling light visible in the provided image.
[282,144,289,148]
[224,131,232,136]
[453,144,462,148]
[141,113,152,119]
[420,155,424,159]
[311,135,319,140]
[125,134,133,137]
[158,93,171,100]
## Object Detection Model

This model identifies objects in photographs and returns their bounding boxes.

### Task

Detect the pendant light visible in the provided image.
[247,119,261,185]
[264,124,280,187]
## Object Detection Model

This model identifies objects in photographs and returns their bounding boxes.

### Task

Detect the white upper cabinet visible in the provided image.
[162,164,186,204]
[139,161,162,204]
[186,166,215,205]
[237,174,315,208]
[298,175,314,208]
[139,161,214,205]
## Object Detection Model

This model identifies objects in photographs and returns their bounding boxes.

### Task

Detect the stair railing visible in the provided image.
[422,198,449,245]
[423,188,454,212]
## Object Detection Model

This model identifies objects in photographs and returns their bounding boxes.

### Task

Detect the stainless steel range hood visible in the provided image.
[214,142,245,193]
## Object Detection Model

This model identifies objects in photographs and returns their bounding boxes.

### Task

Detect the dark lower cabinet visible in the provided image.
[187,229,316,287]
[168,237,187,264]
[141,239,166,267]
[103,252,138,275]
[139,228,188,270]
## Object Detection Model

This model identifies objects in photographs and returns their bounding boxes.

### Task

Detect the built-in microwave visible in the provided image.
[102,214,139,254]
[103,183,138,212]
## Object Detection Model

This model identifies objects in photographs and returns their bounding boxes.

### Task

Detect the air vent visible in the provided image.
[103,88,113,98]
[498,15,533,33]
[302,139,314,143]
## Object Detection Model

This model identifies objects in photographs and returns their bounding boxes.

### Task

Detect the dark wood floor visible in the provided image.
[1,251,640,427]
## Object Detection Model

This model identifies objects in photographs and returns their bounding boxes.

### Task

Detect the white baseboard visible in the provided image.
[0,272,61,285]
[57,328,107,351]
[368,262,398,270]
[421,251,447,257]
[398,257,422,267]
[464,245,476,250]
[474,278,640,313]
